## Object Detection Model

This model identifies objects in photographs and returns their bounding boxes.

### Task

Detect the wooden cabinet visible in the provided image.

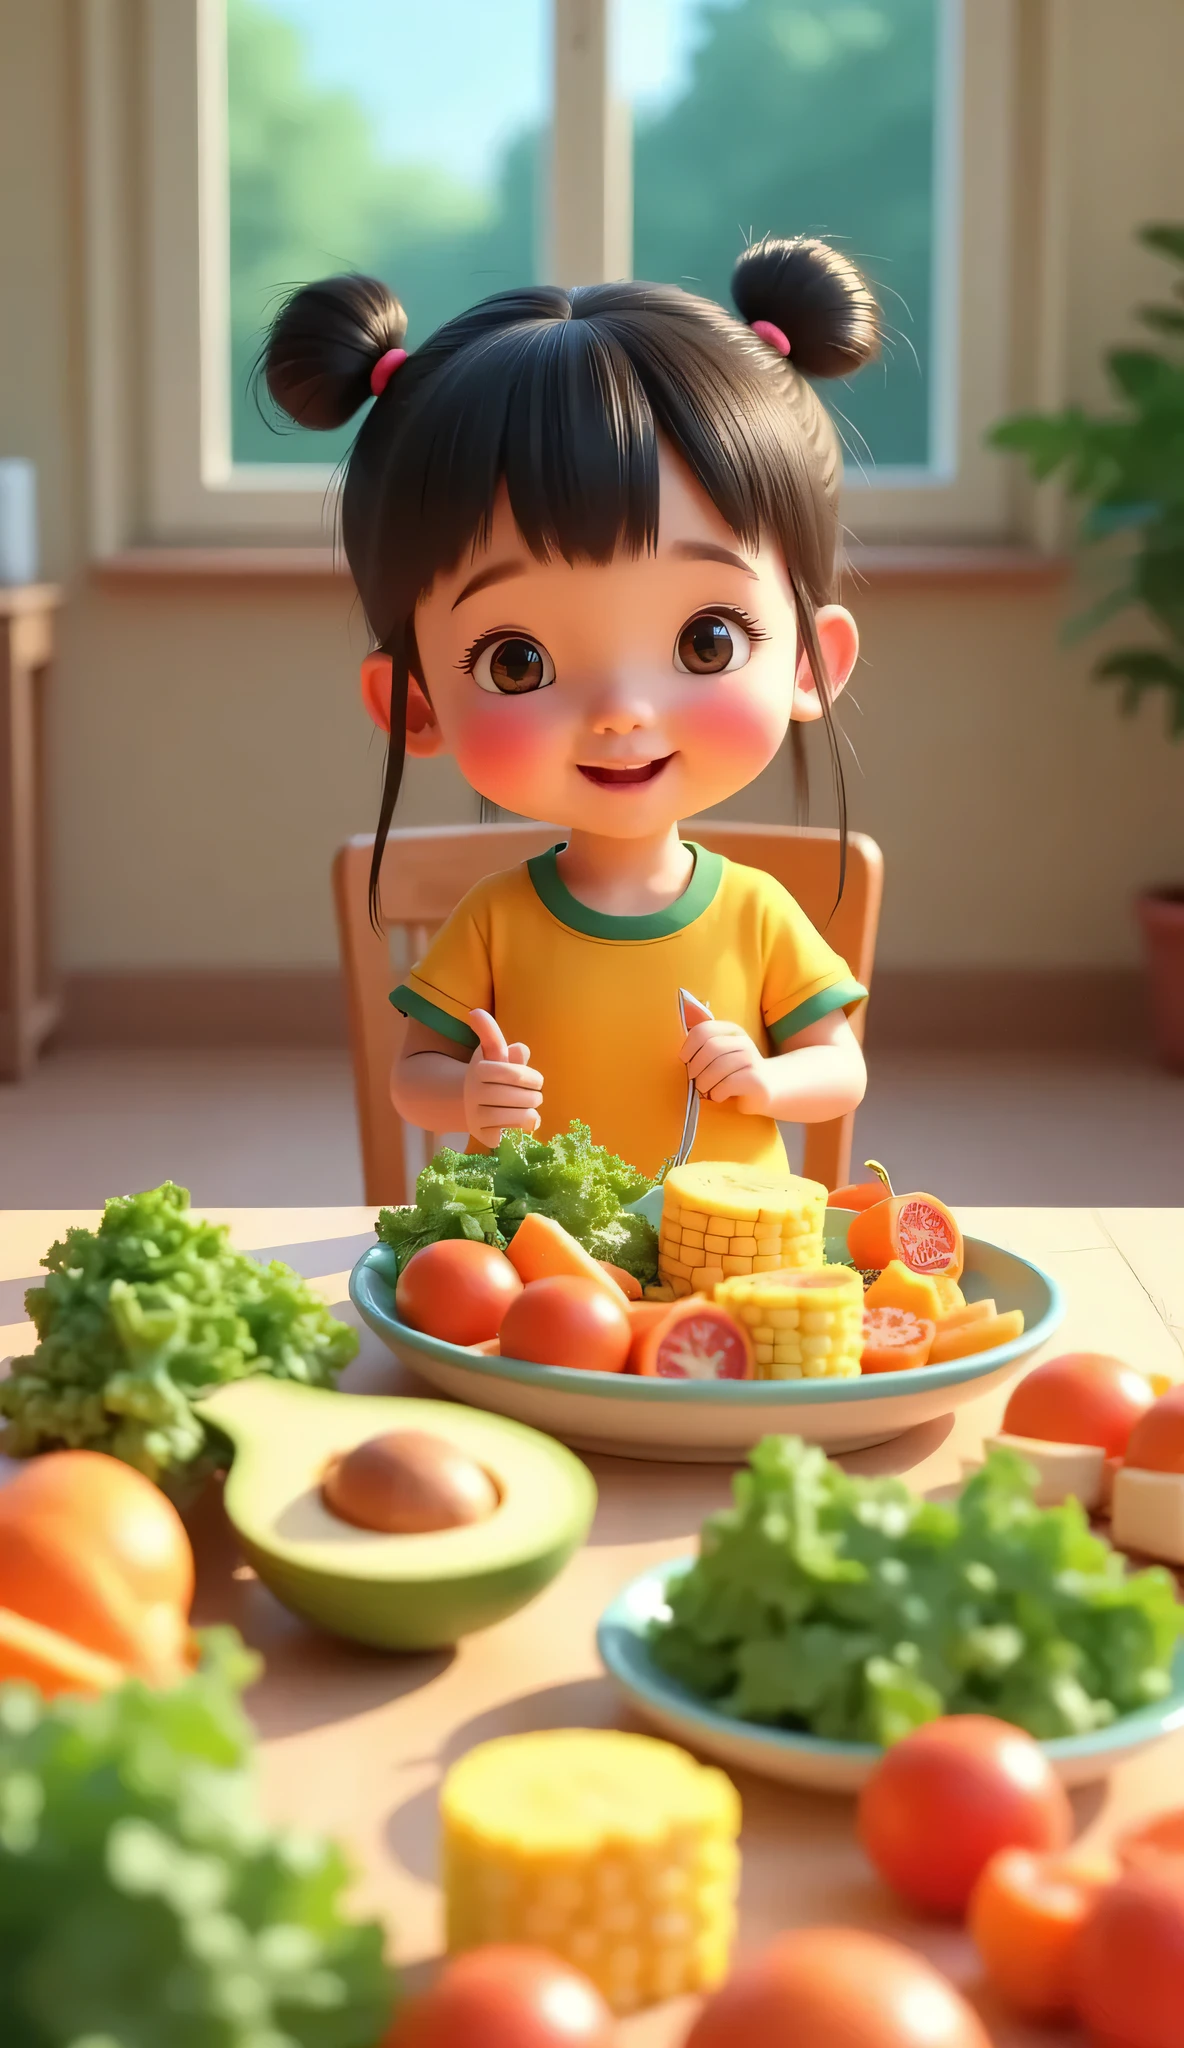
[0,585,61,1080]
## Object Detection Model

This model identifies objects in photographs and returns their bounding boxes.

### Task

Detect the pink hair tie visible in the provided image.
[370,347,407,397]
[750,319,791,358]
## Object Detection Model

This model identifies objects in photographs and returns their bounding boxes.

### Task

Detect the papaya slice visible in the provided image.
[864,1260,947,1323]
[847,1193,964,1280]
[598,1260,642,1300]
[505,1215,627,1301]
[0,1605,125,1697]
[829,1181,892,1213]
[935,1297,997,1333]
[928,1308,1025,1364]
[861,1306,936,1374]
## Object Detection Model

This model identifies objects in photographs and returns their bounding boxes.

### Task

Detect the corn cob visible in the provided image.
[714,1264,864,1379]
[658,1163,827,1297]
[441,1728,741,2013]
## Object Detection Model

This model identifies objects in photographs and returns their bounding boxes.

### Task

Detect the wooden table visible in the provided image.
[2,1206,1183,2044]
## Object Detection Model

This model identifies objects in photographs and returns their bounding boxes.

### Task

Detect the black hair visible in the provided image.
[264,238,881,923]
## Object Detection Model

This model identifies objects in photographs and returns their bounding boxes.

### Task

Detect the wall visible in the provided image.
[0,1,1181,982]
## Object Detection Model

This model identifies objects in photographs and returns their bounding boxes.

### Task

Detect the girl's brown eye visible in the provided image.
[674,613,751,676]
[473,636,556,695]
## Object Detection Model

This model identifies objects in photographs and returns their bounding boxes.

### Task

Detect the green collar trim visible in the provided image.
[527,841,723,941]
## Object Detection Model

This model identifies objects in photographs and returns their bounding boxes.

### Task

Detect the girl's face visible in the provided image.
[396,442,858,837]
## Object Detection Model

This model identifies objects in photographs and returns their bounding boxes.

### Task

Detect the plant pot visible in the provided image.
[1137,888,1184,1073]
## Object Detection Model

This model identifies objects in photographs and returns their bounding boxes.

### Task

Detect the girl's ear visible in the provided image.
[359,652,444,756]
[790,605,860,723]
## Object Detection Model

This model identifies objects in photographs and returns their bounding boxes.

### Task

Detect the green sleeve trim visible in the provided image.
[768,977,868,1045]
[390,984,480,1049]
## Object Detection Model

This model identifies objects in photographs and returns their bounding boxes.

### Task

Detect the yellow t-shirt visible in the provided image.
[391,841,865,1182]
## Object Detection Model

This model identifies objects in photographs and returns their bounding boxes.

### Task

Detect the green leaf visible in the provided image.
[1139,304,1184,338]
[0,1638,396,2046]
[0,1186,359,1484]
[648,1441,1184,1745]
[1106,349,1182,406]
[1141,223,1184,266]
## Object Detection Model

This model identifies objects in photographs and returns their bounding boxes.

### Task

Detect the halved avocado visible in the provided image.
[198,1377,597,1650]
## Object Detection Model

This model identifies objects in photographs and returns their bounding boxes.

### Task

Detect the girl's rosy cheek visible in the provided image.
[675,685,787,771]
[449,697,561,800]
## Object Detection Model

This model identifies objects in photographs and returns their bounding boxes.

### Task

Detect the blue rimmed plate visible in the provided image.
[598,1557,1184,1790]
[349,1211,1063,1463]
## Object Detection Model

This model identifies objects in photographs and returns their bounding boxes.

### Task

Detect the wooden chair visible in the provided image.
[333,821,883,1205]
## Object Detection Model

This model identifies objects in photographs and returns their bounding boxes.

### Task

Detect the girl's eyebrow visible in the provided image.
[451,559,526,610]
[669,540,758,577]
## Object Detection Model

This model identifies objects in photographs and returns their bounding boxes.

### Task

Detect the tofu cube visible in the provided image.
[1111,1466,1184,1566]
[985,1433,1107,1512]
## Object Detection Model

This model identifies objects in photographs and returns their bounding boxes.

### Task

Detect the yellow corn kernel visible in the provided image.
[714,1266,863,1379]
[691,1267,725,1291]
[703,1235,730,1256]
[442,1731,740,2014]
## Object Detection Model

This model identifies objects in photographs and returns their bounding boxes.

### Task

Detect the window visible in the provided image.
[125,0,1019,545]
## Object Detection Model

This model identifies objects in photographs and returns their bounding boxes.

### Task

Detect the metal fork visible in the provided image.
[673,987,714,1168]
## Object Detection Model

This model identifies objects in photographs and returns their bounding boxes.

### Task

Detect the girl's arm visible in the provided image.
[680,1008,867,1124]
[392,1014,545,1148]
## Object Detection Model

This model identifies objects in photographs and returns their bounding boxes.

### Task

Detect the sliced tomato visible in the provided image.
[633,1300,753,1380]
[861,1306,936,1374]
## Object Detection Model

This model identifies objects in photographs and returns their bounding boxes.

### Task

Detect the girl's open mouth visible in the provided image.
[577,755,674,787]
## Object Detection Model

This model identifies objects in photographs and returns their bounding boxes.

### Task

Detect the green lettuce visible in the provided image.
[650,1438,1184,1745]
[377,1120,658,1282]
[0,1632,394,2047]
[0,1184,359,1486]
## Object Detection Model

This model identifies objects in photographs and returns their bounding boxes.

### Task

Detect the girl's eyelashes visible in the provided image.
[673,605,768,677]
[459,630,557,696]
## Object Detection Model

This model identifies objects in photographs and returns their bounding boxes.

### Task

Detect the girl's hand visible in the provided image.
[465,1009,544,1148]
[680,1019,773,1114]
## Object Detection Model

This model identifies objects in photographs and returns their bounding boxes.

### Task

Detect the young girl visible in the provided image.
[265,239,880,1183]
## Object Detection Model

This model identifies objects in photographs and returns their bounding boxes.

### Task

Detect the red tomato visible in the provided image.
[385,1946,615,2047]
[969,1847,1117,2019]
[685,1927,990,2048]
[395,1240,522,1347]
[1004,1352,1157,1457]
[1124,1385,1184,1473]
[633,1300,753,1380]
[499,1277,632,1373]
[858,1715,1072,1917]
[1073,1861,1184,2048]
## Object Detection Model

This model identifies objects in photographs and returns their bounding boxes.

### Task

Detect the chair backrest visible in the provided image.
[333,820,883,1206]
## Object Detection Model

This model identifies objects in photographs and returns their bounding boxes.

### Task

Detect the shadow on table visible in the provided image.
[188,1476,455,1738]
[386,1676,620,1884]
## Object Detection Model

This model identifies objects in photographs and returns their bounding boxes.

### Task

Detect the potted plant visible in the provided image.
[990,223,1184,1071]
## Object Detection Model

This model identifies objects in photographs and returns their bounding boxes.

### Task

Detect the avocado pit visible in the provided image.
[321,1428,500,1534]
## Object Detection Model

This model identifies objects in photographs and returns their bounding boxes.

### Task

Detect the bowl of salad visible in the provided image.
[351,1130,1063,1463]
[598,1438,1184,1788]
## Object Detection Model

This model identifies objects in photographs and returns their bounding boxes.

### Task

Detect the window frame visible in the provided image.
[107,0,1022,546]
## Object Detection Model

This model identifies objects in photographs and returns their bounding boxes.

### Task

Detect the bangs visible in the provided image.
[342,286,807,648]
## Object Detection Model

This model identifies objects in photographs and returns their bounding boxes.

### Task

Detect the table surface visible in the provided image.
[3,1205,1183,2045]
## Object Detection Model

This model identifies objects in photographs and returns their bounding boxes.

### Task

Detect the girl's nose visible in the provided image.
[589,689,655,736]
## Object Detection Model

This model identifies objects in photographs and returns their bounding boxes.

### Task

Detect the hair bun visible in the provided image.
[264,275,408,430]
[731,237,880,379]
